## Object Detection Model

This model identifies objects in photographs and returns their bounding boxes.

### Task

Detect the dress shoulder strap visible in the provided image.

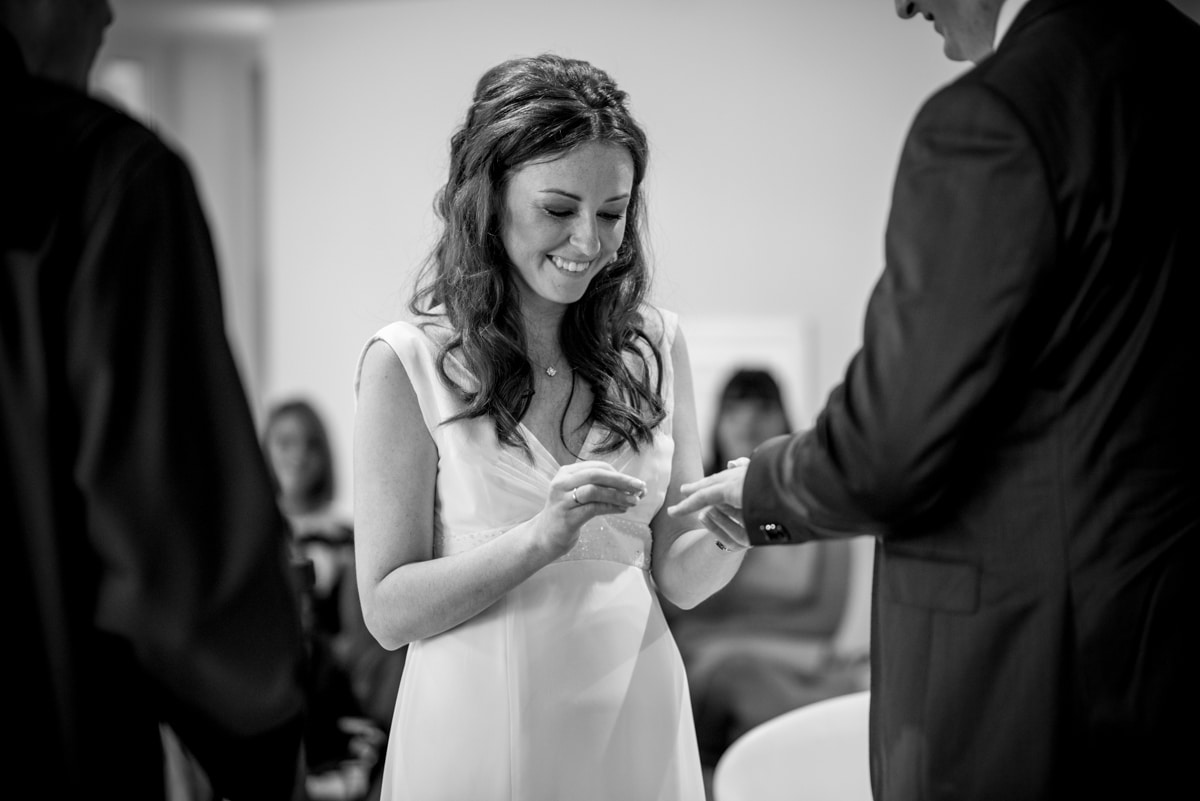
[354,319,468,437]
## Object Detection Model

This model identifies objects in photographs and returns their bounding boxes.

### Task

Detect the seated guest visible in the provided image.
[263,399,356,638]
[262,399,406,797]
[664,369,863,796]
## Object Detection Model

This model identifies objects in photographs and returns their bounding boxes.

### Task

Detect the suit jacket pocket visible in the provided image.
[882,551,980,614]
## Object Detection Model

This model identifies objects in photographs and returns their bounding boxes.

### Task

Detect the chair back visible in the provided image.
[713,689,872,801]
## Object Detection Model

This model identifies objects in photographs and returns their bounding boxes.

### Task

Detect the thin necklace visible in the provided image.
[525,320,567,377]
[529,352,569,378]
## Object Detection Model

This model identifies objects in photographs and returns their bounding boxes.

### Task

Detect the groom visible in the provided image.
[672,1,1200,799]
[3,1,306,797]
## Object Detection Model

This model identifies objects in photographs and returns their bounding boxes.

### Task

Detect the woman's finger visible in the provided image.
[558,464,646,495]
[567,483,640,511]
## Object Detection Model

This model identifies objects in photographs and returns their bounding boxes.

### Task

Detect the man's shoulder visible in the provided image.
[909,14,1072,138]
[967,0,1181,101]
[3,77,191,248]
[943,0,1197,145]
[16,76,178,176]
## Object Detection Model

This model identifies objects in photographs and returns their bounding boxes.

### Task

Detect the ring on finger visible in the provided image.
[572,487,581,506]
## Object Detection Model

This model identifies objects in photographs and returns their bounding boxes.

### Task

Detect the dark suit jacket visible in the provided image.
[743,1,1200,798]
[2,31,307,799]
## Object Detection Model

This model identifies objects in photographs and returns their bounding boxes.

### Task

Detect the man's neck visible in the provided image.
[994,0,1035,49]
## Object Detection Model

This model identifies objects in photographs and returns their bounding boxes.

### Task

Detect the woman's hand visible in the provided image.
[531,460,647,557]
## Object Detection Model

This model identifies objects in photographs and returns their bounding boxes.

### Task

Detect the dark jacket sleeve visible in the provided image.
[65,129,307,798]
[744,79,1058,542]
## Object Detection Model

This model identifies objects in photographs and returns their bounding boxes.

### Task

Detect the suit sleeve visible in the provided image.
[744,80,1058,542]
[65,135,306,798]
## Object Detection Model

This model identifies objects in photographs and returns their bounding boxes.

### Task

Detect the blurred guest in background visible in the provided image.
[666,369,859,797]
[264,399,356,639]
[2,0,306,798]
[262,398,404,800]
[704,369,793,478]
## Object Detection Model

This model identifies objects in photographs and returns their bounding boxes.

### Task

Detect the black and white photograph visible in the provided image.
[5,1,1199,799]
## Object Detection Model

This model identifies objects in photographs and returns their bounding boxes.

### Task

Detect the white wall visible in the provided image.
[262,0,961,518]
[96,17,266,404]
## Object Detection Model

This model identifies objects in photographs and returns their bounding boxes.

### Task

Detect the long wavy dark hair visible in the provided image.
[706,369,793,475]
[409,53,665,456]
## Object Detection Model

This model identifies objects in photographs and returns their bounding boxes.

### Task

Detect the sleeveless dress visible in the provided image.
[355,306,704,801]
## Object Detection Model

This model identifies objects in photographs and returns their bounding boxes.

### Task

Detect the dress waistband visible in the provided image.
[436,515,652,571]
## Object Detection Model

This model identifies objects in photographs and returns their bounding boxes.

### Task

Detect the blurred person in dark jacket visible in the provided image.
[1,1,307,797]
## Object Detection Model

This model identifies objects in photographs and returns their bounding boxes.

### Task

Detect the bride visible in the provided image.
[354,53,751,801]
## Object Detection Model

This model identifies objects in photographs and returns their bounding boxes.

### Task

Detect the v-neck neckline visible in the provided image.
[425,321,605,469]
[518,419,602,470]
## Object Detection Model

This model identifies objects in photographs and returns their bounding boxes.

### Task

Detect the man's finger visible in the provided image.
[668,487,721,517]
[679,471,728,497]
[702,506,735,536]
[715,503,745,528]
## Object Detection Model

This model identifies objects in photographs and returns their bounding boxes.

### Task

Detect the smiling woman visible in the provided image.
[352,53,756,801]
[500,141,633,314]
[404,52,664,459]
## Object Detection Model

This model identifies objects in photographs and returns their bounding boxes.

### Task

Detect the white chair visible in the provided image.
[712,690,872,801]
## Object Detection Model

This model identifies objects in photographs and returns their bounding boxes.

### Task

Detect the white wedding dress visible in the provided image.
[356,306,704,801]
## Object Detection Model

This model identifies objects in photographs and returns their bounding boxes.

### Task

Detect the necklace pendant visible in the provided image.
[545,366,557,378]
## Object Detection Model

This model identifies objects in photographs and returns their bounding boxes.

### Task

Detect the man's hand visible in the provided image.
[668,458,748,518]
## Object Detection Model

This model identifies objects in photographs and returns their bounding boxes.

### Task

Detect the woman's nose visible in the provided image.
[569,216,601,258]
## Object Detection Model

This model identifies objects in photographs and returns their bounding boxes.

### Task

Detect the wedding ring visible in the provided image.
[572,487,581,506]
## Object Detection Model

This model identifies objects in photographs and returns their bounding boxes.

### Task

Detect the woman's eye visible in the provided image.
[542,207,625,224]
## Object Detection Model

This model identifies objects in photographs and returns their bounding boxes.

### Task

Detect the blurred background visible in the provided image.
[94,0,1200,526]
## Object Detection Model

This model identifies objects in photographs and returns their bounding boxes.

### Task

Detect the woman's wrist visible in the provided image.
[515,514,572,564]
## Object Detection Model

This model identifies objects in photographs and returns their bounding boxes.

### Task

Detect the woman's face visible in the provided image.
[716,399,789,462]
[500,141,634,312]
[266,412,323,503]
